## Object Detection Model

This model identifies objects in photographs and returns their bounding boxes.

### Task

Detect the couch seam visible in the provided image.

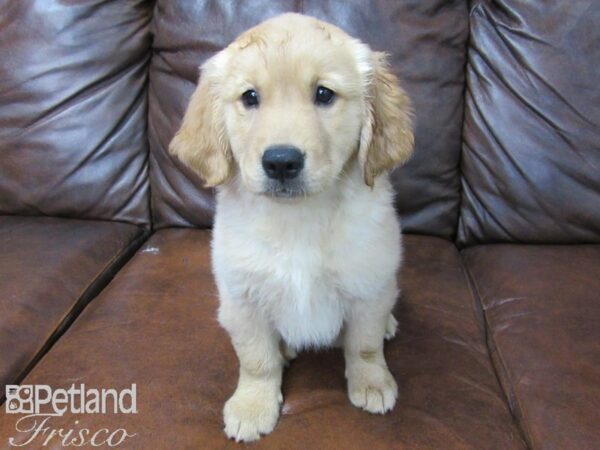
[1,228,150,402]
[460,252,532,449]
[453,0,472,247]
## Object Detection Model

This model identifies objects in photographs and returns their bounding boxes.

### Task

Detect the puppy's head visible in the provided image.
[170,13,414,197]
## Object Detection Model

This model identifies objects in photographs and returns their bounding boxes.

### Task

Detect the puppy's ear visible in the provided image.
[359,52,414,187]
[169,56,232,187]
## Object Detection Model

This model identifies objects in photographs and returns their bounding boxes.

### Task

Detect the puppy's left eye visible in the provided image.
[241,89,259,108]
[315,86,335,105]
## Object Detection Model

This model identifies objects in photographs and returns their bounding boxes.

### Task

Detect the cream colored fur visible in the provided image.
[169,13,414,442]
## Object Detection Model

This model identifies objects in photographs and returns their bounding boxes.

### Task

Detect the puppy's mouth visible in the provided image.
[262,179,307,199]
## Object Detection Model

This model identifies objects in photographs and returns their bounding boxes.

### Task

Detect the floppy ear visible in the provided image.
[359,52,414,187]
[169,57,232,187]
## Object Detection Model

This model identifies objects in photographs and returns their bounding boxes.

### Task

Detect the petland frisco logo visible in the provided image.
[5,384,137,447]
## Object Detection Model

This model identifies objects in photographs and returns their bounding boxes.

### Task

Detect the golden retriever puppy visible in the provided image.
[170,13,414,442]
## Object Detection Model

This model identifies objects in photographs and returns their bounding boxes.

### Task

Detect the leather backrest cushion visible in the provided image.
[149,0,469,236]
[0,0,152,226]
[459,0,600,245]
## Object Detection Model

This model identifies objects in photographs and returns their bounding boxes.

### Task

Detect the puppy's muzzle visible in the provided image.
[262,146,304,183]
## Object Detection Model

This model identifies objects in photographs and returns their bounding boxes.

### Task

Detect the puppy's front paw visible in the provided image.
[347,364,398,414]
[223,387,282,442]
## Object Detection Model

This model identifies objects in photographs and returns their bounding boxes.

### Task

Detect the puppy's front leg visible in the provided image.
[344,282,398,414]
[219,300,284,442]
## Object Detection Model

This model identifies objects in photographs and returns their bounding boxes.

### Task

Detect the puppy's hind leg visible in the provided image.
[385,313,398,341]
[218,300,284,442]
[344,280,398,414]
[280,340,298,367]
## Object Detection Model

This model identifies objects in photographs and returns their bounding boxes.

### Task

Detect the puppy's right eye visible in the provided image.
[241,89,259,108]
[315,86,335,105]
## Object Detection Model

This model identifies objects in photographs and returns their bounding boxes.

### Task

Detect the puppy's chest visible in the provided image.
[222,220,352,348]
[239,224,345,301]
[258,244,345,348]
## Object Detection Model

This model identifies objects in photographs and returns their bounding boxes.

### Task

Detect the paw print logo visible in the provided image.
[5,385,34,414]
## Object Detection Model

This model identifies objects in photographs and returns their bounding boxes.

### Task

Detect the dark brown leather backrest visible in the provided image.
[149,0,469,237]
[459,0,600,245]
[0,0,152,226]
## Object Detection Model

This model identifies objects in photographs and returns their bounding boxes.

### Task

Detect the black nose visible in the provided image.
[262,146,304,182]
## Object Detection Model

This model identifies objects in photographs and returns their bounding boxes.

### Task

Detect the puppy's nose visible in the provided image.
[262,146,304,182]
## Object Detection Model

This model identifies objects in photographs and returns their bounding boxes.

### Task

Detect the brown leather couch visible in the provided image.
[1,1,598,449]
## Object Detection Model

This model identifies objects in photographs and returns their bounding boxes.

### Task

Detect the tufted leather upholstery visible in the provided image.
[148,0,469,238]
[0,0,153,226]
[459,0,600,245]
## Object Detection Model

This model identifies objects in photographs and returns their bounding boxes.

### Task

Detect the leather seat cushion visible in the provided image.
[464,244,600,449]
[0,231,525,449]
[0,216,146,390]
